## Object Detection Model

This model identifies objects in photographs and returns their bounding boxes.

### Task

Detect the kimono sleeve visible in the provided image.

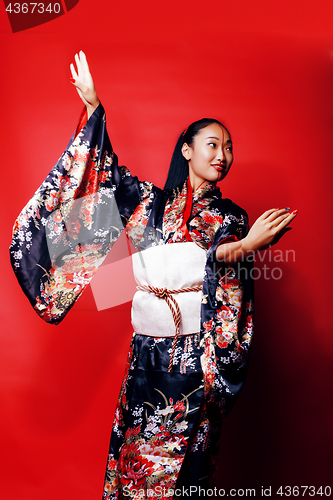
[200,200,254,418]
[9,103,148,325]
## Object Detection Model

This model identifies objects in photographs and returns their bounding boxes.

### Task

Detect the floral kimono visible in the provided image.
[10,104,254,499]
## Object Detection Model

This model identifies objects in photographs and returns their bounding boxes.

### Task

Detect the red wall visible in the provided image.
[1,0,332,498]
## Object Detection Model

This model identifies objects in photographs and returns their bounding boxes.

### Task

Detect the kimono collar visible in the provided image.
[192,179,220,203]
[178,178,220,242]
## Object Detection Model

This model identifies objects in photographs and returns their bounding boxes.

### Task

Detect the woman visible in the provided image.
[10,51,297,499]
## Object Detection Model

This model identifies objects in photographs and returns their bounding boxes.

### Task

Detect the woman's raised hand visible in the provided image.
[70,51,100,118]
[242,208,297,253]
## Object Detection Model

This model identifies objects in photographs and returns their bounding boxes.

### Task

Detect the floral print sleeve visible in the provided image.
[200,200,254,418]
[9,104,156,324]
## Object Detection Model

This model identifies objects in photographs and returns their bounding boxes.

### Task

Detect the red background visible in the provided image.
[1,1,333,498]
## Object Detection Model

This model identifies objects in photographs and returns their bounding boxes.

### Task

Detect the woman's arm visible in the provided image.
[9,55,145,324]
[70,51,100,119]
[216,207,297,263]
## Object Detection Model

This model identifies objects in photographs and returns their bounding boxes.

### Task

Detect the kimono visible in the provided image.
[9,104,254,499]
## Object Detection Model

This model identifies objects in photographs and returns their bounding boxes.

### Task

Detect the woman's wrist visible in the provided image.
[87,99,100,119]
[216,239,244,263]
[240,235,256,255]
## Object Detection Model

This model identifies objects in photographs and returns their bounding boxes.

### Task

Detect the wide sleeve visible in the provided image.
[9,103,150,324]
[200,200,254,419]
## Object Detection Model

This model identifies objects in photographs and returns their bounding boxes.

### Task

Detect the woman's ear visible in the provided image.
[181,143,191,161]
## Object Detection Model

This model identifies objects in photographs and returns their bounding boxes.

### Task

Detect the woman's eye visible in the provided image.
[208,142,217,148]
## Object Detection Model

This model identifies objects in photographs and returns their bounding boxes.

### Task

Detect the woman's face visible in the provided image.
[182,123,233,191]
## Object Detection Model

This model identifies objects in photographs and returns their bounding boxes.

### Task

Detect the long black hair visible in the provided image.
[163,118,230,191]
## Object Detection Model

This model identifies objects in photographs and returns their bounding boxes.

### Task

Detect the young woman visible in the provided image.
[10,51,297,499]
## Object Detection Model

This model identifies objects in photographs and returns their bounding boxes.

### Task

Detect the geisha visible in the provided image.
[9,51,297,499]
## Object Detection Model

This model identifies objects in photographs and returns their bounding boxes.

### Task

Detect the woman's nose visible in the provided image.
[217,146,225,161]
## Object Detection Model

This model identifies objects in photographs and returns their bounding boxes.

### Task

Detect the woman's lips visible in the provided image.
[211,164,224,171]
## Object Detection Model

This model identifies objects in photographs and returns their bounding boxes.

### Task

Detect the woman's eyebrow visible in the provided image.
[206,136,233,144]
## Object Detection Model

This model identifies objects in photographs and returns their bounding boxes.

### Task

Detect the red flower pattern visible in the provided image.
[119,442,155,487]
[174,401,185,412]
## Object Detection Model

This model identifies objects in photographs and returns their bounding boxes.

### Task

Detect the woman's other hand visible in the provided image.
[216,208,297,263]
[70,51,100,118]
[242,208,297,253]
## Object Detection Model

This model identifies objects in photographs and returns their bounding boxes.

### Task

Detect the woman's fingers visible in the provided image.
[258,208,278,220]
[264,208,290,222]
[269,212,291,227]
[78,51,90,79]
[70,62,84,93]
[258,208,296,225]
[80,50,90,73]
[71,51,93,87]
[275,211,297,231]
[258,208,288,221]
[70,53,87,88]
[70,62,78,80]
[74,52,81,75]
[266,210,297,234]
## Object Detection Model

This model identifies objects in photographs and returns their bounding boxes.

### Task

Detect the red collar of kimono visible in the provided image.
[178,177,194,242]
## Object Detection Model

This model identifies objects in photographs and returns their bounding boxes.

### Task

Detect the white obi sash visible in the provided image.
[131,242,206,337]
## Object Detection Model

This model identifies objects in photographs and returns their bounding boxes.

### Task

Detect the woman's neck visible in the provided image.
[189,173,209,192]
